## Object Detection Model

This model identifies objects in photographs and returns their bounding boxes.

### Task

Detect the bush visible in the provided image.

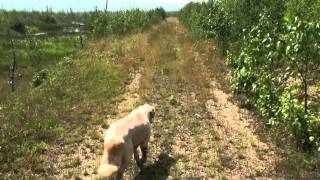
[36,15,62,32]
[228,14,320,149]
[32,69,48,87]
[180,0,320,150]
[10,22,27,35]
[90,8,166,37]
[0,10,90,34]
[179,0,285,47]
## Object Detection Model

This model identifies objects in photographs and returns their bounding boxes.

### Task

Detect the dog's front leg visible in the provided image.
[140,144,148,167]
[133,146,142,168]
[116,171,123,180]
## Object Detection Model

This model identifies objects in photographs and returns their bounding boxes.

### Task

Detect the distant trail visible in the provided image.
[117,73,142,116]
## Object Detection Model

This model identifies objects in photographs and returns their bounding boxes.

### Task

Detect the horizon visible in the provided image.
[0,0,203,12]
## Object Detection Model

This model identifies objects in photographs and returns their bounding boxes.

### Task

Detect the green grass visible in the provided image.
[0,29,151,178]
[0,36,132,178]
[0,35,81,100]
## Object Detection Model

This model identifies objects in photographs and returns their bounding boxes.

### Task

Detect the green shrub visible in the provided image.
[227,14,320,149]
[36,15,62,32]
[90,8,166,37]
[32,69,48,87]
[179,0,285,47]
[180,0,320,150]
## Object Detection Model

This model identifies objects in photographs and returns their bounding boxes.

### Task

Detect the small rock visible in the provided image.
[195,113,202,118]
[191,92,196,99]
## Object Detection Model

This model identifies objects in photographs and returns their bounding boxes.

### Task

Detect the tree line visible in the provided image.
[179,0,320,151]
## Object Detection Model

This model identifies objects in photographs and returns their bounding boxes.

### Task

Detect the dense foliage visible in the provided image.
[0,10,91,34]
[179,0,285,48]
[0,8,166,37]
[179,0,320,150]
[89,8,166,37]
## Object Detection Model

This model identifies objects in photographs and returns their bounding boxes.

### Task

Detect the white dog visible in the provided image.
[98,104,155,179]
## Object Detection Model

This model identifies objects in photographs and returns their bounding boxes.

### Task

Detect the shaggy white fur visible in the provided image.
[98,104,155,179]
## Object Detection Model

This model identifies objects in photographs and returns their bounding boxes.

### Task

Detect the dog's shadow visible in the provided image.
[134,153,176,180]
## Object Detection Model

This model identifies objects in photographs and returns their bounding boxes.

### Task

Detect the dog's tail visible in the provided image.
[98,164,118,177]
[98,137,124,177]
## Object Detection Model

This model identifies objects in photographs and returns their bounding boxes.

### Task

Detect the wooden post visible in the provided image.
[79,24,83,49]
[79,34,83,49]
[8,31,17,92]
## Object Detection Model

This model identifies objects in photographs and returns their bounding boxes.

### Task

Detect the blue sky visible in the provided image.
[0,0,202,12]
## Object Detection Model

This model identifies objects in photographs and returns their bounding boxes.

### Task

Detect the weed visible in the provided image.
[88,130,100,140]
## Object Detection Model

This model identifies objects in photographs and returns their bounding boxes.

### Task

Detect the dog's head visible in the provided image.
[98,137,124,178]
[140,104,155,123]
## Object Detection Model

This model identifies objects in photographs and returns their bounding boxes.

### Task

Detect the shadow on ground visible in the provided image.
[134,153,176,180]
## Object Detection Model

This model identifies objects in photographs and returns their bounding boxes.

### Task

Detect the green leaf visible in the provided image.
[309,136,315,142]
[286,45,291,54]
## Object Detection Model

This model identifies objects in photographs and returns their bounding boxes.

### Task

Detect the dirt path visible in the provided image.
[117,73,142,116]
[123,17,279,179]
[205,81,277,178]
[123,17,316,179]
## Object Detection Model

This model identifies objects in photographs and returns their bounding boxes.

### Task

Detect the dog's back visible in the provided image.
[106,108,151,147]
[98,104,155,178]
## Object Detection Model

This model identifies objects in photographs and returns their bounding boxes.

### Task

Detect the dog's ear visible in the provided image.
[148,106,155,123]
[98,164,118,177]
